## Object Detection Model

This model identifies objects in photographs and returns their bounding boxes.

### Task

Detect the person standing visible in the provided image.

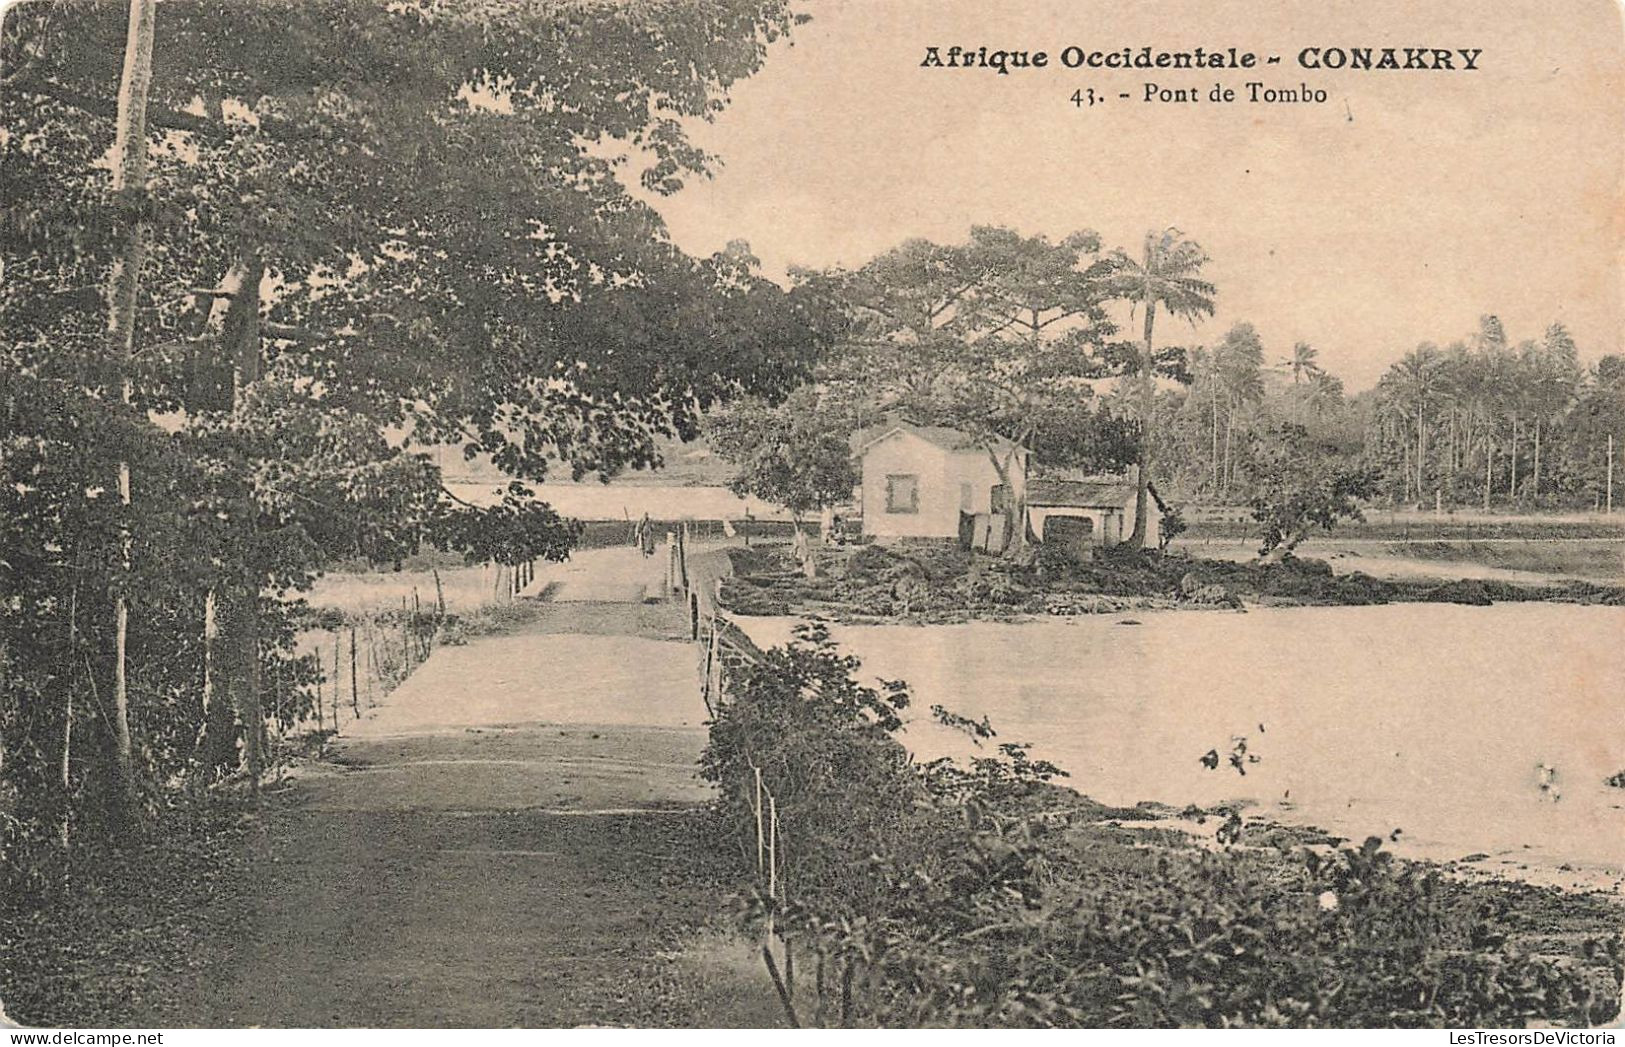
[638,512,656,557]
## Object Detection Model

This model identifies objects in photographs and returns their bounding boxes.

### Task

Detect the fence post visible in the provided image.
[679,522,689,593]
[708,620,721,701]
[349,626,360,716]
[333,633,342,722]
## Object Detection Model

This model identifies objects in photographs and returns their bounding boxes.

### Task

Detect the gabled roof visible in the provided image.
[854,422,1026,457]
[1025,479,1137,508]
[993,473,1168,512]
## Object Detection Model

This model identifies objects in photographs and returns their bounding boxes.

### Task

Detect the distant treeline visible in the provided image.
[1139,316,1623,511]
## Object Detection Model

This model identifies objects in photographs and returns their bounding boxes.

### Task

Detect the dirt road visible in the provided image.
[170,548,779,1027]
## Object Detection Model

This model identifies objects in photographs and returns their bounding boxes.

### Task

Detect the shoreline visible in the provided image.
[723,600,1625,902]
[717,541,1625,626]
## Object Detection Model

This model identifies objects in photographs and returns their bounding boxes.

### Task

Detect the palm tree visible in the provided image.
[1305,369,1344,411]
[1217,324,1265,494]
[1187,346,1224,493]
[1289,341,1321,384]
[1380,345,1444,502]
[1107,229,1216,549]
[1526,325,1581,497]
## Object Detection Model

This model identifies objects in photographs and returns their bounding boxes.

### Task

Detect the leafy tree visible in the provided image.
[1373,345,1445,503]
[816,226,1123,550]
[708,387,858,528]
[1,0,816,856]
[1248,425,1380,562]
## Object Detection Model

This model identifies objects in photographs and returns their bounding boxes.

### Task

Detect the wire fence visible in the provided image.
[676,528,819,1026]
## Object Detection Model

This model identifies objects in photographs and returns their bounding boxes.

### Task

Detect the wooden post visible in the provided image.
[709,622,721,700]
[333,634,342,721]
[349,626,360,717]
[433,568,446,617]
[411,587,423,661]
[1607,433,1615,515]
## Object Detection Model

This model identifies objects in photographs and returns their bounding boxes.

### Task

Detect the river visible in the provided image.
[736,604,1625,886]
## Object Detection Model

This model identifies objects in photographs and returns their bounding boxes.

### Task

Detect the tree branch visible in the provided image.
[25,77,327,143]
[261,322,327,343]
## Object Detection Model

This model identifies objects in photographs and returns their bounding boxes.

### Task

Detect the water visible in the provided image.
[443,481,792,521]
[737,604,1625,882]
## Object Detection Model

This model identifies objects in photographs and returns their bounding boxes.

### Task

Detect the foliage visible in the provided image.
[1102,312,1619,515]
[0,0,816,874]
[806,226,1138,549]
[705,626,1623,1028]
[1157,505,1188,551]
[707,387,857,521]
[431,484,584,567]
[1100,228,1217,549]
[700,623,946,916]
[1247,425,1382,559]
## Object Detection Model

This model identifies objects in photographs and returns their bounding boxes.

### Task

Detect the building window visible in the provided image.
[885,474,919,513]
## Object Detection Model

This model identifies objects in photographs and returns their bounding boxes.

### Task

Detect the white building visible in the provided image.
[854,423,1027,544]
[1015,475,1164,549]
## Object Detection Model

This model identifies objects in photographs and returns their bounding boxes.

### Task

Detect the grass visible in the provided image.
[1185,513,1625,543]
[1386,540,1624,580]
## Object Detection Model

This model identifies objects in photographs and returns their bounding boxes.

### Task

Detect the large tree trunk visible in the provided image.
[104,0,159,813]
[1127,299,1157,550]
[191,255,268,783]
[224,575,265,794]
[988,445,1029,555]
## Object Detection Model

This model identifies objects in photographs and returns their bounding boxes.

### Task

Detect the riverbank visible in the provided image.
[704,626,1625,1027]
[730,604,1625,891]
[716,541,1625,624]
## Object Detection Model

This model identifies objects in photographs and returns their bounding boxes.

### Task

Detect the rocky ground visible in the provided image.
[716,541,1625,624]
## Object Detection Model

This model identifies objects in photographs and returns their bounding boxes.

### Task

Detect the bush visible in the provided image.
[704,625,1623,1028]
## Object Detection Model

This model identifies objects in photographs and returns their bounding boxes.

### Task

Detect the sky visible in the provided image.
[640,0,1625,391]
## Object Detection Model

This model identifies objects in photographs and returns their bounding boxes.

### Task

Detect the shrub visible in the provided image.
[704,624,1623,1028]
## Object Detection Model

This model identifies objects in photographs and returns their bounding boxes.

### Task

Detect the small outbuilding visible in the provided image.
[1019,475,1165,550]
